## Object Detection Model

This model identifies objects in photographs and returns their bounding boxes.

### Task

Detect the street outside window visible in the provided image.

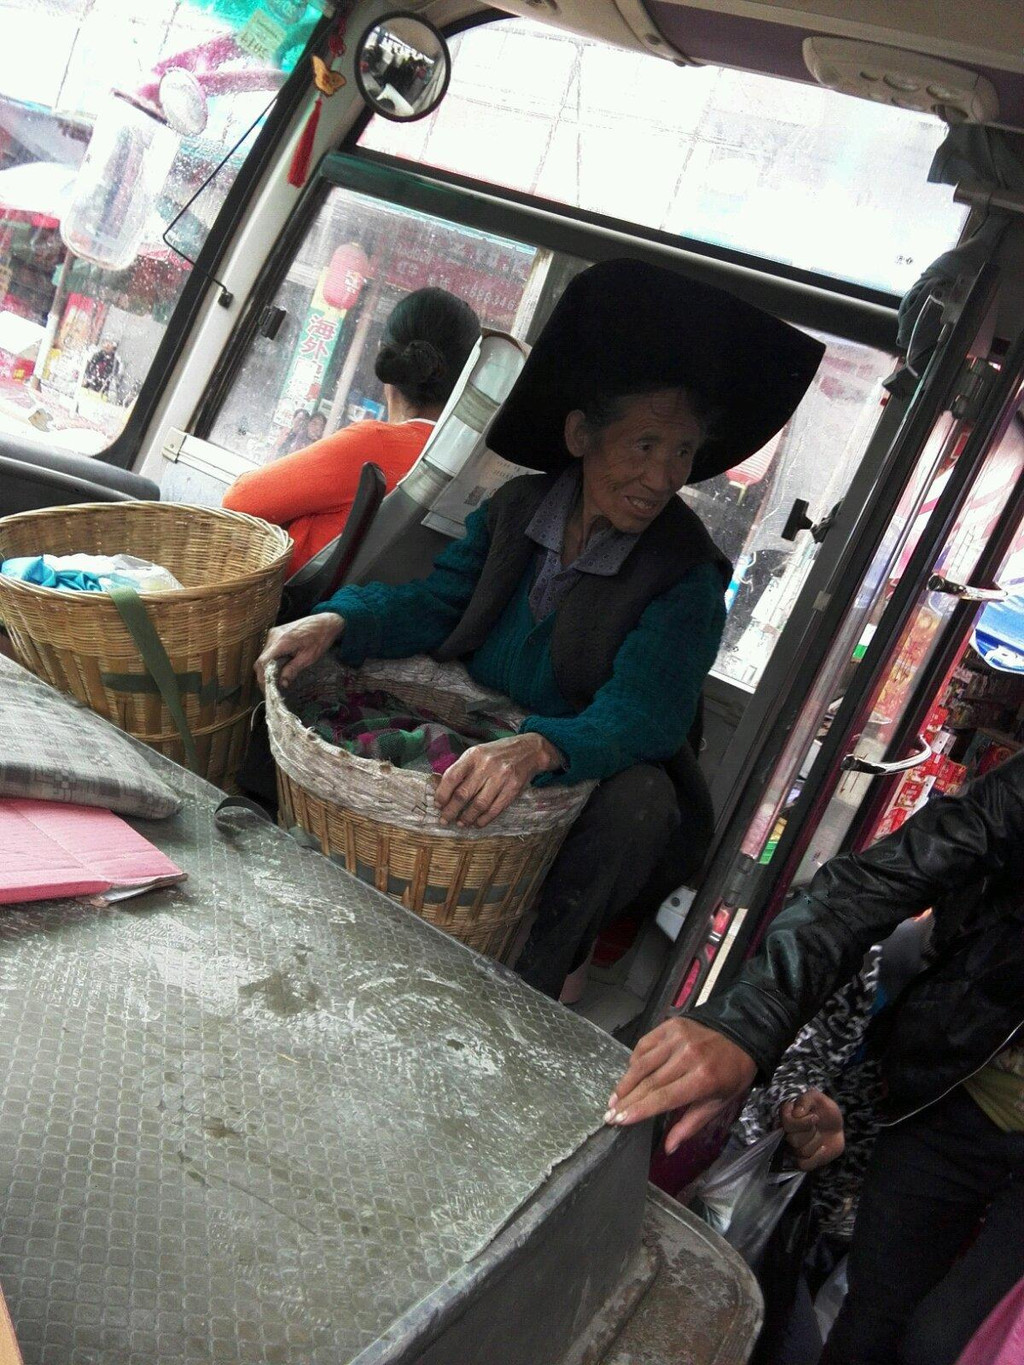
[204,184,540,467]
[0,0,326,454]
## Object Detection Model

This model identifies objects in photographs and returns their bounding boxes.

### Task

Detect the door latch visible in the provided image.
[950,357,999,423]
[781,499,843,543]
[841,734,932,776]
[258,305,287,340]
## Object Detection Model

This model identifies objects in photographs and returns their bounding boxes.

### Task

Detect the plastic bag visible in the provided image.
[688,1129,806,1267]
[813,1254,849,1340]
[99,554,183,593]
[750,1168,818,1365]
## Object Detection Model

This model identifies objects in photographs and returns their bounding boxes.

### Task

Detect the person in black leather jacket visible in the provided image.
[607,751,1024,1365]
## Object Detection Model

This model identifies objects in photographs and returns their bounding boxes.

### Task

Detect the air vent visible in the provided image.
[803,37,999,124]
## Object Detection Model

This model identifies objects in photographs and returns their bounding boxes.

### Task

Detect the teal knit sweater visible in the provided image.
[314,505,726,786]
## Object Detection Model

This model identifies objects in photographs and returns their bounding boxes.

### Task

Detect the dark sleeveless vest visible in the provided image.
[435,473,731,711]
[435,475,730,831]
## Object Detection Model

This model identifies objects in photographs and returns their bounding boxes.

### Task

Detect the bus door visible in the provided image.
[648,257,1024,1050]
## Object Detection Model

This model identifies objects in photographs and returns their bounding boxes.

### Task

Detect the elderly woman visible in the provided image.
[257,259,823,997]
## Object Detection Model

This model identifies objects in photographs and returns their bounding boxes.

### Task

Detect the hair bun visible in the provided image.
[373,289,481,407]
[375,339,446,388]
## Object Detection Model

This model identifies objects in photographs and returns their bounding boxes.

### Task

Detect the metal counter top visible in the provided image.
[0,755,629,1364]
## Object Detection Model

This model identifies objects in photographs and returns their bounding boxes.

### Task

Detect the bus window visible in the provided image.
[195,171,892,701]
[198,184,544,475]
[0,0,322,454]
[683,333,892,692]
[360,17,968,299]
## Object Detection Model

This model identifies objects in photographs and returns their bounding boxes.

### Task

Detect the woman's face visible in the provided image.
[566,388,703,534]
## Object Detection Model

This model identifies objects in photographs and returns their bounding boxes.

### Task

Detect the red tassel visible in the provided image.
[288,95,322,188]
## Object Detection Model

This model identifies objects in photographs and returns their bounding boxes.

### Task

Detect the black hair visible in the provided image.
[374,287,481,408]
[577,380,719,448]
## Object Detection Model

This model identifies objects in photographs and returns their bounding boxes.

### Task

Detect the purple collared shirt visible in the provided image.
[525,467,640,621]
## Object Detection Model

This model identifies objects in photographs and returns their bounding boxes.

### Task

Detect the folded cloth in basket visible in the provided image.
[295,684,515,775]
[0,654,181,818]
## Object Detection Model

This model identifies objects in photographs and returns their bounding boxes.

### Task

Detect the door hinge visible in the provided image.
[950,357,999,423]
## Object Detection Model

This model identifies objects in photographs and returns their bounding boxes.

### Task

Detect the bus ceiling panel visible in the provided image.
[461,2,664,57]
[330,151,898,349]
[480,2,1024,102]
[642,2,1024,129]
[644,0,1024,74]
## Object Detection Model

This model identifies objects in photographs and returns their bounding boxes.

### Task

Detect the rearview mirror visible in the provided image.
[354,12,451,123]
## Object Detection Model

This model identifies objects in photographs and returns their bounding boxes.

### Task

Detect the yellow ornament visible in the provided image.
[312,54,346,97]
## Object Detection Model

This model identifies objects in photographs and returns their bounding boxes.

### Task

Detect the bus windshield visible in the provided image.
[361,17,968,298]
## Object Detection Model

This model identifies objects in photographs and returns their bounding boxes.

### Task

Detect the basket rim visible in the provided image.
[0,500,292,601]
[265,658,593,833]
[267,663,515,794]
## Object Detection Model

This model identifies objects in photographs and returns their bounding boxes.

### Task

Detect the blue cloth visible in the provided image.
[314,502,726,786]
[1,556,105,592]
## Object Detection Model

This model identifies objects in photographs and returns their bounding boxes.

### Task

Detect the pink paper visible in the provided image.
[0,799,184,905]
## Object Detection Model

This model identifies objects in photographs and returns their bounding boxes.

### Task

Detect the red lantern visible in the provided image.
[323,242,369,310]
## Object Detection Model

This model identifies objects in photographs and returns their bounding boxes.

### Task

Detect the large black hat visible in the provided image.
[488,258,825,482]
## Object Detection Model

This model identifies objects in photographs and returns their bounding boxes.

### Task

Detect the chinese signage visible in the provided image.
[381,221,532,329]
[272,267,346,437]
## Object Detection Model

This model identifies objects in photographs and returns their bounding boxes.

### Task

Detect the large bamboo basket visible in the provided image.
[266,655,595,959]
[0,502,291,789]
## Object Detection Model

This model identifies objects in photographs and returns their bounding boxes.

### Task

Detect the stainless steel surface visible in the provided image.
[561,1191,763,1365]
[0,753,630,1365]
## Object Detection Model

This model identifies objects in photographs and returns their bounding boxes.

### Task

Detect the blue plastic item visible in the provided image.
[1,556,105,592]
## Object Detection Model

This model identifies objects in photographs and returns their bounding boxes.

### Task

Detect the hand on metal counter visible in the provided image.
[434,733,564,829]
[604,1017,757,1154]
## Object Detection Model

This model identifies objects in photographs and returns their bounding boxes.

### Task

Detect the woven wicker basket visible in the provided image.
[0,502,291,789]
[266,655,594,959]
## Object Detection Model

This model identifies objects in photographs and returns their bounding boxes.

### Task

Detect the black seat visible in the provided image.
[0,441,159,512]
[277,461,386,624]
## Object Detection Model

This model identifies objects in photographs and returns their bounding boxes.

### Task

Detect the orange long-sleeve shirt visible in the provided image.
[222,419,433,573]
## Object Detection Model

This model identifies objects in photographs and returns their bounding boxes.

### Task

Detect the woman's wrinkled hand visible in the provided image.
[779,1089,845,1172]
[605,1017,758,1155]
[434,733,563,829]
[255,612,344,691]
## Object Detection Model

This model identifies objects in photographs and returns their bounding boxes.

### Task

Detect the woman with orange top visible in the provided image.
[223,287,481,573]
